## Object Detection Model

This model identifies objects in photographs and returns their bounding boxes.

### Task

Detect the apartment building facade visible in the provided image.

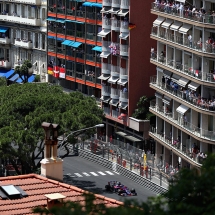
[47,0,156,150]
[149,0,215,170]
[0,0,47,81]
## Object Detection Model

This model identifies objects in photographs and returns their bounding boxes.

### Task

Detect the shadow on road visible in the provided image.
[63,174,116,195]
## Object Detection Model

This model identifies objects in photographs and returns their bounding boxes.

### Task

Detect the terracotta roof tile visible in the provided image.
[0,174,123,215]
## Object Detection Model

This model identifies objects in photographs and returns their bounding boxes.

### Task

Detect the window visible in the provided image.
[34,33,38,48]
[42,8,46,20]
[42,34,45,49]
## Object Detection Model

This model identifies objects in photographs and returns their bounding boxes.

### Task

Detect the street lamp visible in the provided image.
[58,124,104,157]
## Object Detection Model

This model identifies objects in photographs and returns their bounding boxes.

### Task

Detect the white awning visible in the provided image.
[176,0,185,3]
[162,95,172,105]
[100,7,111,13]
[119,102,128,110]
[117,79,128,85]
[117,9,129,16]
[178,77,189,87]
[161,19,173,29]
[108,76,119,84]
[109,99,119,106]
[97,74,110,80]
[119,32,129,40]
[155,92,163,99]
[100,52,111,58]
[163,70,172,78]
[176,104,189,115]
[178,24,192,34]
[153,17,165,27]
[188,81,200,91]
[171,73,181,84]
[108,8,120,14]
[170,21,182,31]
[97,29,111,37]
[100,96,111,103]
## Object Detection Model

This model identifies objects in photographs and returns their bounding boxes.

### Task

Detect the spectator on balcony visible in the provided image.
[122,87,128,93]
[159,51,165,62]
[179,3,184,17]
[188,34,192,47]
[162,76,165,87]
[183,114,187,126]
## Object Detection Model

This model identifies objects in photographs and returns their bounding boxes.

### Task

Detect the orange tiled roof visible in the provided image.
[0,174,123,215]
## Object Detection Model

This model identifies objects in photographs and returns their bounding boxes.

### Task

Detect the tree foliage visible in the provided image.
[0,77,7,87]
[33,155,215,215]
[15,60,33,83]
[132,96,155,120]
[0,83,103,174]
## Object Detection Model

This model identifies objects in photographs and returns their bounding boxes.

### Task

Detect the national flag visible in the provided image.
[59,67,65,79]
[129,23,136,30]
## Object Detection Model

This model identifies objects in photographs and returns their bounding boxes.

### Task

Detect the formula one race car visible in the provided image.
[105,181,125,192]
[118,188,137,196]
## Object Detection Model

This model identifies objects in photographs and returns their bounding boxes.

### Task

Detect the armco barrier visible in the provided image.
[79,149,168,195]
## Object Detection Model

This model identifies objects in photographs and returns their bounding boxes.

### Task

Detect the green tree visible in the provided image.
[15,60,33,83]
[132,96,155,120]
[0,83,103,174]
[33,155,215,215]
[0,77,7,87]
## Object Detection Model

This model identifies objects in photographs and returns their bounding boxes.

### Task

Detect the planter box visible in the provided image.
[129,117,150,139]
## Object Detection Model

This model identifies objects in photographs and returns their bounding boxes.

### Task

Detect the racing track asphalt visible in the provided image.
[62,156,157,203]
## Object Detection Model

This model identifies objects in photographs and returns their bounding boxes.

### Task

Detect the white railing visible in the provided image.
[121,0,129,9]
[9,0,41,4]
[112,109,120,118]
[112,0,121,8]
[120,91,128,99]
[102,86,110,95]
[0,37,10,44]
[102,40,111,52]
[103,107,110,115]
[14,40,33,49]
[120,67,128,76]
[102,63,111,74]
[102,18,111,29]
[120,44,129,56]
[111,65,120,74]
[0,15,41,26]
[120,21,129,32]
[111,19,120,30]
[103,0,112,6]
[111,88,120,96]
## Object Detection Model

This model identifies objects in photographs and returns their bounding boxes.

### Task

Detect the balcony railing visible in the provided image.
[111,19,120,31]
[120,21,129,32]
[150,51,215,84]
[111,88,120,98]
[102,86,110,96]
[120,44,129,56]
[150,126,203,167]
[120,67,128,76]
[0,37,10,44]
[86,54,95,62]
[120,91,128,100]
[151,2,215,25]
[102,63,111,74]
[111,65,120,76]
[121,0,129,9]
[112,109,120,118]
[86,32,96,40]
[14,39,33,49]
[86,12,95,19]
[102,40,111,52]
[150,101,215,142]
[103,0,112,6]
[103,107,110,115]
[151,28,215,55]
[102,18,111,29]
[0,14,41,26]
[0,60,11,69]
[112,0,121,8]
[12,0,41,4]
[150,75,215,113]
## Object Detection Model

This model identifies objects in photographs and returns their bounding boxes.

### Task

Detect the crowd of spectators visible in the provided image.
[153,0,215,23]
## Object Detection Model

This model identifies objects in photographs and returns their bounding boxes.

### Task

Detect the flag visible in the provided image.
[129,23,136,30]
[47,66,53,75]
[59,67,65,79]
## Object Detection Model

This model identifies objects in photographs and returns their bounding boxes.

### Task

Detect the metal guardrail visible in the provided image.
[78,148,168,195]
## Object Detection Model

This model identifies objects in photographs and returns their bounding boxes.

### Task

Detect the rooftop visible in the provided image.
[0,174,123,215]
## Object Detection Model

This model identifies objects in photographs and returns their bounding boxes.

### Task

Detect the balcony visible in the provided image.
[0,60,11,69]
[112,109,120,118]
[0,14,41,26]
[11,0,41,5]
[111,19,120,31]
[111,65,120,76]
[102,41,111,52]
[150,51,215,86]
[150,101,215,143]
[14,39,33,49]
[111,88,120,99]
[120,44,129,56]
[102,86,110,96]
[150,75,215,114]
[0,37,10,44]
[103,0,112,7]
[149,126,202,167]
[120,67,128,78]
[86,54,95,62]
[120,21,129,32]
[102,18,111,29]
[120,91,128,102]
[102,63,111,74]
[151,28,215,57]
[103,107,110,115]
[112,0,121,8]
[121,0,129,9]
